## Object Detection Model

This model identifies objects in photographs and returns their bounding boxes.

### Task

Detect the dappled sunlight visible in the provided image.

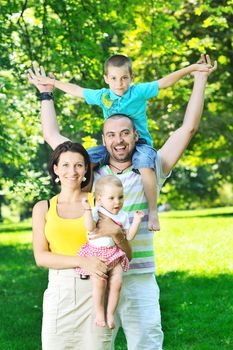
[0,242,47,349]
[0,222,32,245]
[158,206,233,219]
[155,209,233,277]
[158,271,233,349]
[0,232,32,245]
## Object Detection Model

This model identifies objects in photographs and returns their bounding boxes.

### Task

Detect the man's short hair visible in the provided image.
[102,114,136,133]
[104,54,133,75]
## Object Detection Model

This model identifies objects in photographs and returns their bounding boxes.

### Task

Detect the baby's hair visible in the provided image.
[104,54,133,76]
[95,175,123,197]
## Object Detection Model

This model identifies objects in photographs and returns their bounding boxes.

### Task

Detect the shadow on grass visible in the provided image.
[1,244,232,350]
[0,226,32,234]
[115,271,233,350]
[0,244,47,350]
[158,271,233,350]
[163,212,233,220]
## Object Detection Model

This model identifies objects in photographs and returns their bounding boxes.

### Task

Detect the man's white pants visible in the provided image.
[111,273,164,350]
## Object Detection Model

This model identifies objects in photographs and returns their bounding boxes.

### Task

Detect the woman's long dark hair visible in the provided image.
[48,141,91,188]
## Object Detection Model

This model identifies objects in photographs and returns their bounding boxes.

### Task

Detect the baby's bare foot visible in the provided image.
[95,312,106,327]
[107,313,115,329]
[95,318,106,327]
[148,211,160,231]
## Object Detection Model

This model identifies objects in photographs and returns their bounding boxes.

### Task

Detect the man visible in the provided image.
[29,55,216,350]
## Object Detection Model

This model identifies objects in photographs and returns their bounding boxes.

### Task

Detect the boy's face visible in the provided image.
[104,64,133,96]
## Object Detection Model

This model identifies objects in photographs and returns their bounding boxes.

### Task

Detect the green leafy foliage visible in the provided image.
[0,0,232,219]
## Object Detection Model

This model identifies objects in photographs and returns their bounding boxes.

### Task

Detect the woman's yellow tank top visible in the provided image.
[44,193,93,256]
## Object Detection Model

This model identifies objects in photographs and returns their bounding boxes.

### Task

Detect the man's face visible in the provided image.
[104,64,133,96]
[102,117,138,163]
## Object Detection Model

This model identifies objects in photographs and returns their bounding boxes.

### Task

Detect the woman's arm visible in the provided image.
[32,201,108,278]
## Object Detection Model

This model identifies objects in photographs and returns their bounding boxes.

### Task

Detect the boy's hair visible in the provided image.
[104,54,133,76]
[95,175,123,197]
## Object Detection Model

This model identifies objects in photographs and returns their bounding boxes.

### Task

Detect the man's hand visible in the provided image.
[28,63,55,92]
[88,212,123,241]
[34,75,55,86]
[90,213,132,260]
[192,54,217,78]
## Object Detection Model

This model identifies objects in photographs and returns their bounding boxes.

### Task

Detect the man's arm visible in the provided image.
[159,56,217,176]
[29,65,70,149]
[41,100,69,150]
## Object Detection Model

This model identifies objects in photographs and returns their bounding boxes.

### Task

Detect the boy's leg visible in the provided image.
[87,145,109,166]
[139,168,160,231]
[132,143,160,231]
[106,263,123,329]
[92,276,108,327]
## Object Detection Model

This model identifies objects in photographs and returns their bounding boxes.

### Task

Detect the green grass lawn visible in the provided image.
[156,207,233,350]
[0,207,233,350]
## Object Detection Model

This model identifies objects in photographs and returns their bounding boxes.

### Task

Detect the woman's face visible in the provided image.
[54,151,86,189]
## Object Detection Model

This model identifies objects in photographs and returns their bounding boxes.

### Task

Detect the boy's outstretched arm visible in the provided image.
[158,54,211,89]
[32,67,84,98]
[29,65,69,149]
[48,79,84,98]
[159,55,217,176]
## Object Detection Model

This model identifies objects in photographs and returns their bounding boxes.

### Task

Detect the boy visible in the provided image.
[35,54,210,231]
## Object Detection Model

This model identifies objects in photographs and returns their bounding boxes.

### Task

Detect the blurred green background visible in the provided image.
[0,0,232,221]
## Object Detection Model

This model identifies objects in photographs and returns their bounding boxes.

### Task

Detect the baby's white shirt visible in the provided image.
[89,206,130,247]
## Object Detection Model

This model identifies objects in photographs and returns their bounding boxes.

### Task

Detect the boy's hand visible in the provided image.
[28,63,55,92]
[192,54,217,78]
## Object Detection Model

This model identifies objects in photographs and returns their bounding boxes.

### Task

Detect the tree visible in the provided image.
[0,0,232,218]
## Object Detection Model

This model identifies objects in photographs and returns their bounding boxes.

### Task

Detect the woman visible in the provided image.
[32,141,130,349]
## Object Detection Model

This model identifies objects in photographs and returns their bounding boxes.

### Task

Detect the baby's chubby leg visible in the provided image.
[106,263,123,329]
[92,276,108,327]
